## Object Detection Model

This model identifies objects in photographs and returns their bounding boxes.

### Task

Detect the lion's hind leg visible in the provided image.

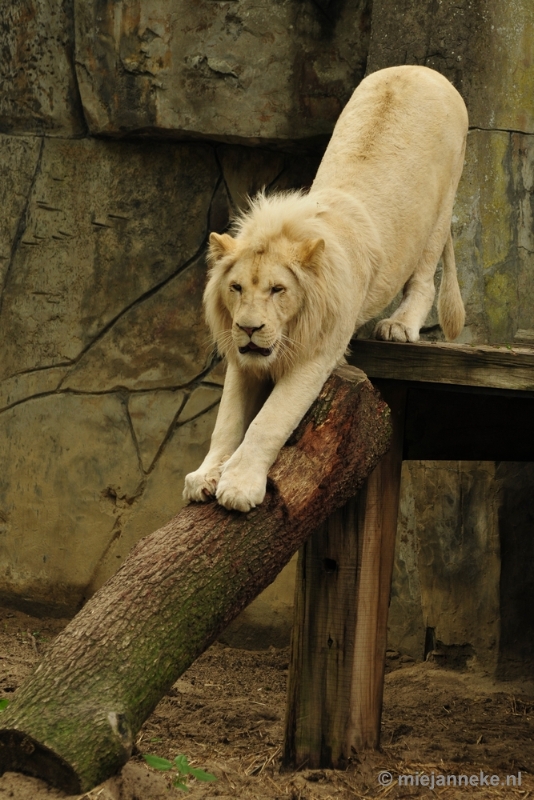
[374,270,436,343]
[374,224,452,343]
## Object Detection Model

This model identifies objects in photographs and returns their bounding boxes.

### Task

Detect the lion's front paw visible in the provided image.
[374,319,418,343]
[183,467,222,503]
[216,468,267,513]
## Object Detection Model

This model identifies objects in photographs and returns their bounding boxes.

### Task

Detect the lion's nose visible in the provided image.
[238,324,264,337]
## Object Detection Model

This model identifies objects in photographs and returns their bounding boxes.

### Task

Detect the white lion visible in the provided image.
[184,65,468,512]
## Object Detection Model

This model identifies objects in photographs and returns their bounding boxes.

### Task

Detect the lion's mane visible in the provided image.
[203,190,382,379]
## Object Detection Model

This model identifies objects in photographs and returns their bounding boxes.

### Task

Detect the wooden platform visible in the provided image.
[284,340,534,768]
[350,340,534,462]
[349,339,534,393]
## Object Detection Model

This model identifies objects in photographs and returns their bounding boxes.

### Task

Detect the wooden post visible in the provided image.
[283,499,360,769]
[346,382,406,751]
[284,381,406,767]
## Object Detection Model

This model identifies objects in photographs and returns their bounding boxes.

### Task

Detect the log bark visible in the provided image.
[0,366,391,793]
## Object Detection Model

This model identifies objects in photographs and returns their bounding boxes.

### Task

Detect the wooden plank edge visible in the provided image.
[349,340,534,392]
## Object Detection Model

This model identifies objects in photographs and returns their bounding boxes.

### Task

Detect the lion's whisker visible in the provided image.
[215,330,235,353]
[275,337,298,372]
[280,333,304,354]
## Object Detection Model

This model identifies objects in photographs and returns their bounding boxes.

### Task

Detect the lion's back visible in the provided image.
[312,65,467,200]
[311,66,467,295]
[308,66,468,326]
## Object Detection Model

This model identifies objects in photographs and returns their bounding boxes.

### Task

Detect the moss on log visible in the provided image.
[0,366,391,792]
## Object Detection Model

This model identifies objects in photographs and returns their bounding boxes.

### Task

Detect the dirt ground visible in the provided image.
[1,607,534,800]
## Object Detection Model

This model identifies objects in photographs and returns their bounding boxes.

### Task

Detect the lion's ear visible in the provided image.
[300,238,325,270]
[208,232,237,263]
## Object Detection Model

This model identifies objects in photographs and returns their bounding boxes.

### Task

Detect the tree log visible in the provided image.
[0,366,391,793]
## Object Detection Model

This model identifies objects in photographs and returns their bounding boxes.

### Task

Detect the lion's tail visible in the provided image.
[438,230,465,341]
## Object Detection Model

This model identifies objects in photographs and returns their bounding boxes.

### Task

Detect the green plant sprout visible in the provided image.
[0,699,9,712]
[143,753,217,792]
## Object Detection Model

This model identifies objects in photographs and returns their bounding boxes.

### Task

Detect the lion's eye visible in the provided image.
[271,285,284,294]
[230,283,242,292]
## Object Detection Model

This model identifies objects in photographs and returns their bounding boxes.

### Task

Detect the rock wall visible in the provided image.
[0,0,533,669]
[389,461,534,679]
[74,0,371,143]
[1,0,353,615]
[0,0,85,136]
[0,133,321,614]
[389,462,502,674]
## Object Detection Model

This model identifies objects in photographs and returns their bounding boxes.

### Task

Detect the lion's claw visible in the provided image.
[183,469,221,503]
[216,469,266,512]
[374,319,418,343]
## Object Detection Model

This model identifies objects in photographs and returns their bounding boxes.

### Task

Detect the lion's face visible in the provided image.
[221,244,304,371]
[205,232,325,375]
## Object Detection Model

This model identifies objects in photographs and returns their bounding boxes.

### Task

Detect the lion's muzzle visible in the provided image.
[238,342,273,357]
